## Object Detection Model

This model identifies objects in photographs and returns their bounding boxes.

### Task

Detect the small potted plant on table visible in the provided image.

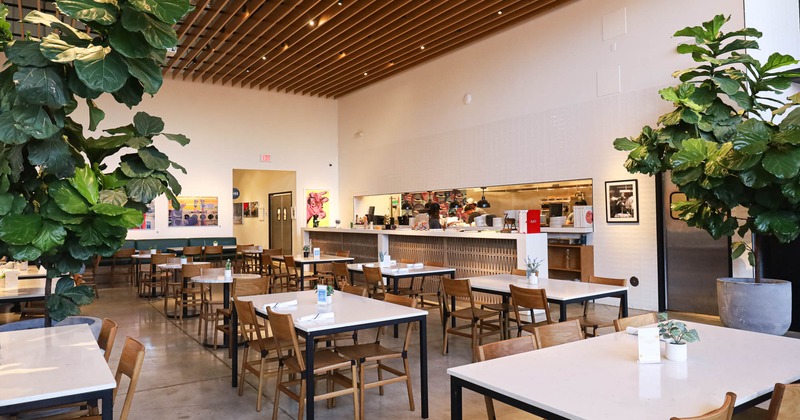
[658,314,700,361]
[524,256,542,284]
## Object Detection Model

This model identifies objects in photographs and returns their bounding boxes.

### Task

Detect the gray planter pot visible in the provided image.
[0,316,102,339]
[717,277,792,335]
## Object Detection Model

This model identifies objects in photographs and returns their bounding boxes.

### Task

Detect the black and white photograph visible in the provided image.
[605,179,638,223]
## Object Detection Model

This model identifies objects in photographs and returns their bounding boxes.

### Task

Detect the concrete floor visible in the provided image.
[5,269,682,420]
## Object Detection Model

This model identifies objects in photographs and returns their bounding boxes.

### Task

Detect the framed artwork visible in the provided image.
[131,202,155,230]
[233,203,243,225]
[605,180,639,223]
[243,202,250,218]
[305,189,330,227]
[249,201,260,219]
[169,196,219,227]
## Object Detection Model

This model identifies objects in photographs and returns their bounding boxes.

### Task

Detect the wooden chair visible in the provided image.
[203,245,224,266]
[363,266,388,301]
[510,284,552,337]
[197,267,225,340]
[182,245,203,262]
[414,261,445,307]
[174,264,204,323]
[317,250,350,285]
[336,294,416,419]
[477,336,538,420]
[532,319,583,348]
[511,268,527,276]
[670,392,736,420]
[213,276,271,356]
[98,318,118,362]
[766,383,800,420]
[140,253,174,298]
[614,313,658,332]
[267,306,360,420]
[440,277,503,362]
[261,248,283,275]
[341,284,368,297]
[234,298,282,412]
[482,269,534,337]
[110,247,135,284]
[331,262,352,289]
[262,254,283,292]
[235,244,254,272]
[577,275,627,337]
[80,255,101,299]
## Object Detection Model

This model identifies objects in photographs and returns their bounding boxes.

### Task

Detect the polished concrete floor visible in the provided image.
[5,269,687,419]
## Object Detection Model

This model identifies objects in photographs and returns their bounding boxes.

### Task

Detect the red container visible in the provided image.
[526,209,541,233]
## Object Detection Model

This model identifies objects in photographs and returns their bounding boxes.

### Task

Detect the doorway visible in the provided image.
[269,192,293,252]
[232,169,296,252]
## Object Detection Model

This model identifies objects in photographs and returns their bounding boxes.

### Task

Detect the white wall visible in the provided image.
[337,0,745,310]
[84,78,338,254]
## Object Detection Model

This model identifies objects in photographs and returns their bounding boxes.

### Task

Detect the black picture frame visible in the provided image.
[605,179,639,223]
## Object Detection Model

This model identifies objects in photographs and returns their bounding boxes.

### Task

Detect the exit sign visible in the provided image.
[260,154,271,162]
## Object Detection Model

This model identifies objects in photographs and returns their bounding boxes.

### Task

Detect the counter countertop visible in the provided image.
[303,227,538,239]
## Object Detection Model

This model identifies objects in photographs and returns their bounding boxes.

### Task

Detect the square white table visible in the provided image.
[468,274,629,322]
[347,263,456,295]
[0,324,116,419]
[0,278,54,304]
[448,322,800,419]
[232,290,429,419]
[273,254,354,290]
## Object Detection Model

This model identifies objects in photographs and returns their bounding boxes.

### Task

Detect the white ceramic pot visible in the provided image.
[526,271,538,285]
[665,342,687,362]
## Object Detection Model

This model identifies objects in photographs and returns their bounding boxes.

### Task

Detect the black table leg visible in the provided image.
[299,264,306,291]
[305,333,316,419]
[621,291,629,317]
[559,302,567,322]
[502,295,510,339]
[100,390,113,420]
[451,296,457,328]
[450,376,462,420]
[393,276,400,337]
[222,283,230,346]
[231,304,238,387]
[420,316,429,418]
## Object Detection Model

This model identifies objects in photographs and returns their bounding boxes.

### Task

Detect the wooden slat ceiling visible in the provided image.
[3,0,573,98]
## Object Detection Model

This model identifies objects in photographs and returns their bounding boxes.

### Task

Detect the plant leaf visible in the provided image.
[108,23,152,58]
[68,166,99,205]
[163,132,190,146]
[87,99,105,131]
[13,66,69,108]
[74,48,128,93]
[27,137,77,179]
[32,219,67,252]
[671,138,707,170]
[138,146,169,170]
[732,119,771,154]
[125,177,162,203]
[762,147,800,179]
[0,214,42,245]
[0,112,31,144]
[56,0,118,25]
[48,180,90,215]
[121,56,162,94]
[128,0,192,24]
[133,112,164,136]
[5,40,50,67]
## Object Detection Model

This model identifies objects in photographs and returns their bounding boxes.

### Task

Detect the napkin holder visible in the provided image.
[313,247,321,260]
[637,327,661,364]
[3,270,19,288]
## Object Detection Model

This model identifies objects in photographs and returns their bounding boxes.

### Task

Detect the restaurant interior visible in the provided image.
[1,0,800,419]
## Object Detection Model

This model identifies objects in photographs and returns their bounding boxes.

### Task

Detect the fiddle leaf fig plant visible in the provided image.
[0,0,192,322]
[613,15,800,282]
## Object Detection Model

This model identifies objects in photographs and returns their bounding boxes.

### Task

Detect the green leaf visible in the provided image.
[48,180,90,215]
[138,146,169,170]
[0,214,42,245]
[720,148,760,171]
[122,56,162,94]
[126,177,162,203]
[711,76,740,96]
[170,160,186,174]
[132,10,178,49]
[41,199,86,224]
[108,23,153,59]
[0,193,13,215]
[163,170,181,195]
[97,208,143,228]
[0,112,31,144]
[14,66,69,108]
[126,136,151,148]
[761,52,798,72]
[671,138,707,170]
[69,166,100,205]
[47,292,80,322]
[61,284,95,305]
[133,111,164,136]
[56,0,118,25]
[22,11,92,43]
[27,137,77,178]
[128,0,192,24]
[111,77,144,108]
[8,244,42,262]
[5,40,50,67]
[32,219,67,252]
[87,99,105,131]
[119,157,153,178]
[739,165,773,188]
[12,101,61,139]
[762,148,800,179]
[731,241,746,259]
[718,38,759,55]
[732,119,771,154]
[74,48,128,93]
[755,211,799,236]
[0,5,11,44]
[98,189,128,205]
[163,132,190,146]
[782,182,800,204]
[779,107,800,130]
[40,35,102,63]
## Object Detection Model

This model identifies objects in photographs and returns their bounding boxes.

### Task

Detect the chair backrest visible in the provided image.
[113,248,135,258]
[182,263,205,280]
[767,383,800,420]
[441,278,478,312]
[98,318,118,362]
[168,256,193,264]
[151,253,175,265]
[233,299,270,351]
[383,293,417,350]
[233,276,270,297]
[478,335,537,361]
[341,284,367,296]
[114,337,146,420]
[533,319,583,348]
[263,248,283,256]
[282,255,298,276]
[236,244,254,253]
[511,268,527,276]
[183,246,203,257]
[363,266,387,297]
[266,307,304,370]
[336,250,351,257]
[201,267,225,276]
[510,284,552,325]
[670,392,736,420]
[399,258,415,264]
[204,245,223,256]
[332,262,350,285]
[424,261,444,267]
[586,276,626,317]
[614,313,658,332]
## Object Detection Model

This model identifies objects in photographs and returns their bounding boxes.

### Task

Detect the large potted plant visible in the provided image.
[614,15,800,335]
[0,0,192,325]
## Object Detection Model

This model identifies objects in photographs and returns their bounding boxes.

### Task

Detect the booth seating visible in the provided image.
[101,237,238,267]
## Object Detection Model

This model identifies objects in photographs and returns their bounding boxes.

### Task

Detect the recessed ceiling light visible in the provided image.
[364,72,368,76]
[282,42,289,50]
[337,0,342,5]
[262,56,266,60]
[309,20,315,27]
[420,46,425,50]
[497,10,502,15]
[246,68,250,73]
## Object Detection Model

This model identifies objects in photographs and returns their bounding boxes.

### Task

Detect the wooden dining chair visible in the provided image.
[234,299,282,412]
[670,392,736,420]
[235,244,254,271]
[765,383,800,420]
[614,312,658,332]
[363,265,388,301]
[80,255,101,299]
[477,336,538,420]
[110,247,135,285]
[182,245,203,261]
[197,267,225,340]
[577,275,627,337]
[140,253,174,298]
[336,294,417,419]
[267,306,360,420]
[174,264,204,323]
[511,268,527,276]
[509,284,552,337]
[341,284,368,296]
[213,276,271,356]
[262,254,283,292]
[331,262,352,289]
[317,250,351,285]
[532,319,584,348]
[203,245,224,266]
[440,277,503,362]
[98,318,118,362]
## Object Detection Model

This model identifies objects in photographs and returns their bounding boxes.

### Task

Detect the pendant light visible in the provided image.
[477,187,491,208]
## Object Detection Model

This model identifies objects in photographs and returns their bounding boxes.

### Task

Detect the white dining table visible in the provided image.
[468,274,629,322]
[233,290,429,419]
[0,324,116,419]
[0,278,55,304]
[191,273,260,347]
[273,254,354,290]
[448,321,800,419]
[347,262,456,295]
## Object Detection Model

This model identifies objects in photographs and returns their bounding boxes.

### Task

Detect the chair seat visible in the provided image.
[284,348,354,374]
[336,343,399,362]
[482,302,513,312]
[450,307,498,321]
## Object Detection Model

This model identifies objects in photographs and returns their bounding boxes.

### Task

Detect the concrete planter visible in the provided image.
[717,277,792,335]
[0,316,102,339]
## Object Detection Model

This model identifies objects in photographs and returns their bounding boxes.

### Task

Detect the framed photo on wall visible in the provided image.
[605,179,639,223]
